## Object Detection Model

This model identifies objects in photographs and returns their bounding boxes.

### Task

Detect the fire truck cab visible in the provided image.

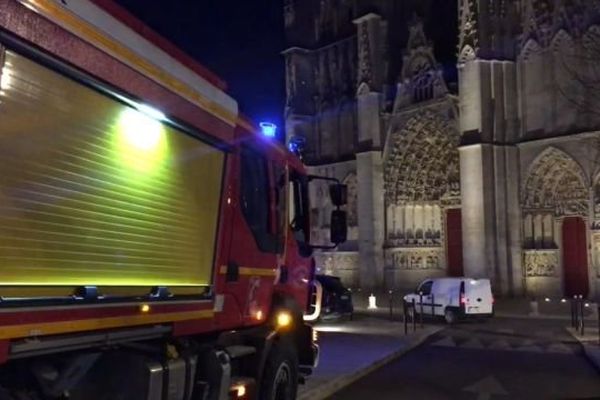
[0,1,347,399]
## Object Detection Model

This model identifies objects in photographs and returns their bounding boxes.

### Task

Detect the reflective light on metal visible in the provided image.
[120,108,164,151]
[140,304,151,313]
[276,311,292,328]
[0,66,12,91]
[545,297,551,302]
[136,103,167,122]
[259,122,277,138]
[235,385,246,398]
[312,329,318,343]
[115,108,168,174]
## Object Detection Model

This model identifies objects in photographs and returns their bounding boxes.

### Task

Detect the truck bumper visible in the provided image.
[310,342,320,368]
[298,324,319,369]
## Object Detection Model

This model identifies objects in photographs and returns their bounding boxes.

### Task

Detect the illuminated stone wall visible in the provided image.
[286,0,600,298]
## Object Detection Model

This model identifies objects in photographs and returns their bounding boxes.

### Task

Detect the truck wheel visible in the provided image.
[259,338,298,400]
[444,308,457,324]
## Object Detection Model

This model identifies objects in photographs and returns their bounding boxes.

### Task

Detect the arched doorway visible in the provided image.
[384,110,461,276]
[522,147,589,297]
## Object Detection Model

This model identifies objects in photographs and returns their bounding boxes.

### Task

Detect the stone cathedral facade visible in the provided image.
[284,0,600,299]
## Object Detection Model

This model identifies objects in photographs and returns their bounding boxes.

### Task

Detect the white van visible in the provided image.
[404,278,494,324]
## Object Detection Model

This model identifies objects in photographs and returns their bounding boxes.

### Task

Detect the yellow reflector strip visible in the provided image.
[0,309,213,340]
[0,286,204,298]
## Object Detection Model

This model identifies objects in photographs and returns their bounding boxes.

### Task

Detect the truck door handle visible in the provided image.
[226,261,239,282]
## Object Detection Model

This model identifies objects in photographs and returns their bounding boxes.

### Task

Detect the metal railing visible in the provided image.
[570,295,600,344]
[397,293,437,335]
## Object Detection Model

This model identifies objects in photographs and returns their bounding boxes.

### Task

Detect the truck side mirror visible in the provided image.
[329,184,347,207]
[330,210,347,244]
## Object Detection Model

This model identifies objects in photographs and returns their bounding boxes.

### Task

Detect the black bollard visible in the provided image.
[570,297,575,328]
[574,295,579,330]
[389,290,393,321]
[580,295,585,336]
[412,298,416,332]
[419,292,424,328]
[403,300,408,335]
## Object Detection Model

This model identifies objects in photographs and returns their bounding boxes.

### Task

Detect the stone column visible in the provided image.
[357,151,385,290]
[458,58,523,296]
[353,12,386,291]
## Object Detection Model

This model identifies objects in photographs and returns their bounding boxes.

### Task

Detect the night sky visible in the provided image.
[114,0,286,129]
[113,1,457,131]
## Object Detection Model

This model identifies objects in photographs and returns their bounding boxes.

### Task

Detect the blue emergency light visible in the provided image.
[259,122,277,138]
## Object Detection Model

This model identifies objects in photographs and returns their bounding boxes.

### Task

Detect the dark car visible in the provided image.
[316,275,354,320]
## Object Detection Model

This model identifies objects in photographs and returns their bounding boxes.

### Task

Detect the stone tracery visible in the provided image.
[458,0,479,59]
[522,147,588,215]
[384,111,461,205]
[520,0,590,49]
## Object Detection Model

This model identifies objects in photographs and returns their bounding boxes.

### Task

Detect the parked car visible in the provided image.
[404,278,494,324]
[316,274,354,320]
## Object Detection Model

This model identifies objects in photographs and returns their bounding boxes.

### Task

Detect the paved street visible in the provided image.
[330,317,600,400]
[298,317,441,400]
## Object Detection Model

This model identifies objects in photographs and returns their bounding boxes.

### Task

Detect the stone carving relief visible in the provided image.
[458,0,479,60]
[313,38,356,107]
[394,20,449,109]
[384,110,461,205]
[315,252,358,272]
[388,248,443,271]
[285,55,296,106]
[593,234,600,276]
[522,147,589,217]
[386,204,442,247]
[524,250,558,277]
[520,0,594,50]
[357,21,372,87]
[593,175,600,229]
[313,251,359,287]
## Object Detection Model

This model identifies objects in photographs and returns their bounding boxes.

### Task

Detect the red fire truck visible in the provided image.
[0,1,347,399]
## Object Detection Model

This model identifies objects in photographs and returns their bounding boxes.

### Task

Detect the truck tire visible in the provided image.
[259,338,298,400]
[444,308,457,324]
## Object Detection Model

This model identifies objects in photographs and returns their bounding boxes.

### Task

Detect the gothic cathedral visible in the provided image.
[283,0,600,299]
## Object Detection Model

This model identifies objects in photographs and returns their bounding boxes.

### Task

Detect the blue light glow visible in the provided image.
[288,141,299,153]
[260,122,277,138]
